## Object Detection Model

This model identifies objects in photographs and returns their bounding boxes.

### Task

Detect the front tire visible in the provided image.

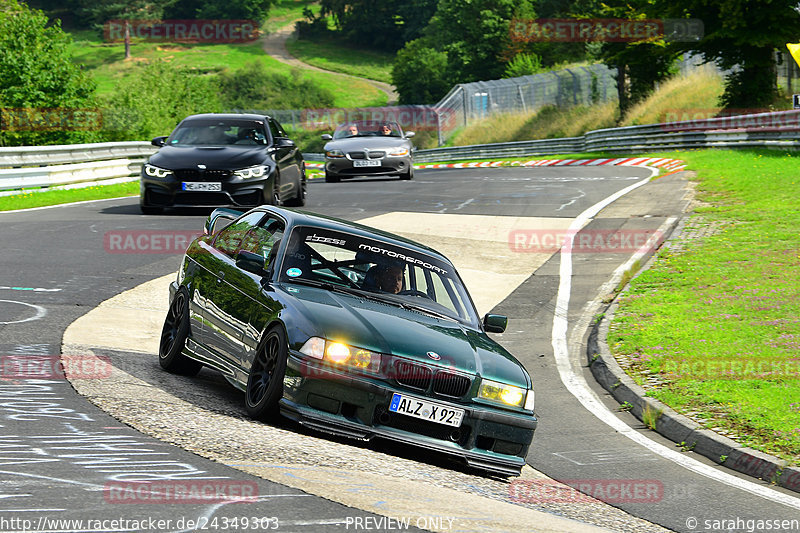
[400,166,414,180]
[159,290,202,376]
[245,326,288,420]
[325,171,340,183]
[284,174,306,207]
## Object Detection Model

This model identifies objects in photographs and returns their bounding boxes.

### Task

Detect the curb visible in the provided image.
[305,157,686,172]
[586,221,800,495]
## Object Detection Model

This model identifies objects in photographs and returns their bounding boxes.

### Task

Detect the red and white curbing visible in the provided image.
[305,157,686,172]
[412,157,686,172]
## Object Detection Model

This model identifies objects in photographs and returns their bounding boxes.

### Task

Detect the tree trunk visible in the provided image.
[124,21,131,60]
[616,64,629,117]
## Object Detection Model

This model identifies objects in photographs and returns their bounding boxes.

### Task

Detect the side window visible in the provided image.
[213,212,265,257]
[268,119,283,140]
[240,217,285,262]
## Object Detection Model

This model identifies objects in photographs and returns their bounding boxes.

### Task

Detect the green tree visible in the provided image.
[656,0,800,108]
[102,60,221,141]
[504,52,543,78]
[217,62,335,110]
[316,0,437,51]
[427,0,536,83]
[0,0,97,146]
[391,38,450,104]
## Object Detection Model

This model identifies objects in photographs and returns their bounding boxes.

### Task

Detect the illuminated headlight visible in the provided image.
[234,165,269,179]
[144,164,173,178]
[299,337,381,372]
[325,149,345,158]
[389,147,409,156]
[478,379,528,408]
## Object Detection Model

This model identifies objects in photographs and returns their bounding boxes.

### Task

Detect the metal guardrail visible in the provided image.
[1,109,798,192]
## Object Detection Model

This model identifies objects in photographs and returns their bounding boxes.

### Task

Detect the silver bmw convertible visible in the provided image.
[321,120,415,182]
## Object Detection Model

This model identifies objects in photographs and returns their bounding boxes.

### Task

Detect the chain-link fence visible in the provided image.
[432,64,617,145]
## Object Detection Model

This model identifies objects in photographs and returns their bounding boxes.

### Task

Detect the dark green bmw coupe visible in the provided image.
[160,206,537,475]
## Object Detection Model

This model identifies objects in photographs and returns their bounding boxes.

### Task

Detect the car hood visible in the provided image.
[149,145,271,170]
[282,284,530,388]
[324,137,410,152]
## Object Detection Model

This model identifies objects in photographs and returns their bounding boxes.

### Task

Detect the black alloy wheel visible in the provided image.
[159,290,202,375]
[245,326,288,420]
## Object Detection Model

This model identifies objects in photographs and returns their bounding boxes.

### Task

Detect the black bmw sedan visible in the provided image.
[139,113,306,214]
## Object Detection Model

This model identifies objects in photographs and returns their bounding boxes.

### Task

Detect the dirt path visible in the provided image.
[262,23,398,104]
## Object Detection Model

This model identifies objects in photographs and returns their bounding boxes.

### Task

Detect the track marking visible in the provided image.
[550,168,800,510]
[0,300,47,324]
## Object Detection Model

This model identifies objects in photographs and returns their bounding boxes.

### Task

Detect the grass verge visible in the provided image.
[0,182,138,211]
[69,36,386,108]
[285,36,394,83]
[609,149,800,465]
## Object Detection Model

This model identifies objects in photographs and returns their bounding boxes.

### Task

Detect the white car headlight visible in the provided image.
[325,149,345,158]
[478,379,528,409]
[144,164,173,178]
[389,147,409,156]
[234,165,269,179]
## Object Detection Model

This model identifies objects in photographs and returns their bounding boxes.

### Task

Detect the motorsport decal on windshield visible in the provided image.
[357,243,448,275]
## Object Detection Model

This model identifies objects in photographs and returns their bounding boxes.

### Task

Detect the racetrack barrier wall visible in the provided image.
[2,109,800,192]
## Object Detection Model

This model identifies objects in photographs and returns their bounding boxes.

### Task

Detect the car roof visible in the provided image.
[181,113,272,122]
[257,206,449,262]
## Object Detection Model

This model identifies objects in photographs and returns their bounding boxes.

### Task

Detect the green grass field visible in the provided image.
[69,35,387,109]
[609,149,800,465]
[286,36,394,83]
[0,181,139,211]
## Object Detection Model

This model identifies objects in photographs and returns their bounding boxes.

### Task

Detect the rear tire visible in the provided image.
[245,326,288,420]
[325,171,340,183]
[159,290,202,376]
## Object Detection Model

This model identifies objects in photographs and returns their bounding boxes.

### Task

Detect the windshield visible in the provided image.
[167,119,268,146]
[278,226,479,326]
[332,120,402,139]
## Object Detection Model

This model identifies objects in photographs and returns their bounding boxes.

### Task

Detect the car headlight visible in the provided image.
[144,164,173,178]
[478,379,530,409]
[389,147,409,156]
[325,149,345,158]
[234,165,269,179]
[299,337,381,372]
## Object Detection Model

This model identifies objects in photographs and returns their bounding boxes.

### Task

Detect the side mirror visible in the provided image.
[203,207,243,235]
[405,131,415,138]
[483,314,507,333]
[276,138,295,148]
[236,250,267,277]
[321,134,332,141]
[151,136,167,147]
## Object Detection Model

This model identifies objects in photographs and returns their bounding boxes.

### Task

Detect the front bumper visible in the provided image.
[325,155,412,177]
[280,352,536,476]
[140,173,271,208]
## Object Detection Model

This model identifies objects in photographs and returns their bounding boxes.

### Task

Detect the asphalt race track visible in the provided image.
[1,166,799,533]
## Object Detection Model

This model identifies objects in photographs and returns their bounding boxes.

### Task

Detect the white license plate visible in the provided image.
[389,393,464,427]
[182,182,222,191]
[353,160,380,167]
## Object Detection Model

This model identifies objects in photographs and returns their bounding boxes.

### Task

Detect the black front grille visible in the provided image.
[348,151,366,159]
[433,372,471,398]
[367,151,386,158]
[174,169,232,180]
[394,361,432,390]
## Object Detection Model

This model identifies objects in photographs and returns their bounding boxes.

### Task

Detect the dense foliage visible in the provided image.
[0,0,97,145]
